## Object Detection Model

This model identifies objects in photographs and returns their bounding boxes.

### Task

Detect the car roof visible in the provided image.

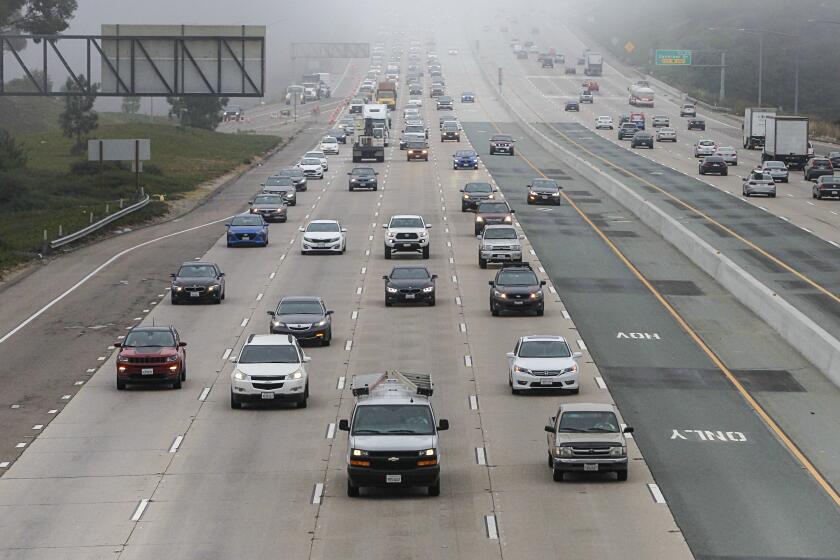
[130,325,174,332]
[280,296,323,303]
[310,219,339,224]
[520,334,567,343]
[180,260,217,267]
[560,402,618,413]
[245,334,296,346]
[391,264,429,270]
[391,214,423,219]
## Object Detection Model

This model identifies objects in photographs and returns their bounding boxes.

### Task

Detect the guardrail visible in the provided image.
[49,194,151,249]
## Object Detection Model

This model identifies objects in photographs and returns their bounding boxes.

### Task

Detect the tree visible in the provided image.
[0,0,78,35]
[58,75,98,154]
[121,96,141,115]
[166,96,229,130]
[0,129,28,170]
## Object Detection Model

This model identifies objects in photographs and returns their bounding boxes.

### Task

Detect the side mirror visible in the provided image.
[230,357,238,363]
[303,356,312,363]
[224,223,231,228]
[326,310,334,315]
[382,275,389,280]
[431,274,438,280]
[179,342,187,347]
[346,172,351,175]
[260,183,265,187]
[510,209,515,213]
[169,273,176,278]
[573,352,583,359]
[540,280,547,286]
[219,272,225,277]
[113,342,122,348]
[544,425,555,433]
[299,226,305,232]
[338,419,350,431]
[382,224,388,228]
[526,184,531,188]
[267,310,276,317]
[248,200,253,205]
[437,419,450,431]
[426,224,432,229]
[488,281,495,286]
[623,426,635,434]
[374,172,379,175]
[506,352,515,358]
[341,228,347,232]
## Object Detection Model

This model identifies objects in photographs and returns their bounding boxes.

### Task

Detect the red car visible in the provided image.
[115,326,187,390]
[582,80,600,92]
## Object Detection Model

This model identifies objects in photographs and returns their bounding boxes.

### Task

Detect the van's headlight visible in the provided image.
[418,448,436,456]
[351,448,369,457]
[513,365,532,374]
[503,216,513,223]
[233,371,248,381]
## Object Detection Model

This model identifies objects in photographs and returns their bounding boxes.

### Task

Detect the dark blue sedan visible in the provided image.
[453,149,479,170]
[226,214,269,247]
[461,91,475,103]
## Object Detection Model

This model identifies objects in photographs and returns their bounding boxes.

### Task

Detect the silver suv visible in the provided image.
[478,225,522,269]
[339,372,450,497]
[545,403,633,481]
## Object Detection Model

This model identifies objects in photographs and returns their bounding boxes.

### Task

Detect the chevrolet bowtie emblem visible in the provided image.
[387,457,399,462]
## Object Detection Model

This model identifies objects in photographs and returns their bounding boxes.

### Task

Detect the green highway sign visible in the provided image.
[656,49,692,66]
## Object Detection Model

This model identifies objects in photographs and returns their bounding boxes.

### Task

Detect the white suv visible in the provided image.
[507,335,582,394]
[383,215,431,259]
[300,220,347,254]
[230,334,311,409]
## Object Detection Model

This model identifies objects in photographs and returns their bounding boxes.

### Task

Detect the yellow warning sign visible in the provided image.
[624,41,635,54]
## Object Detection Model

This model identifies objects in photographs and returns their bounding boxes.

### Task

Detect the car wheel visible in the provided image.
[479,257,487,269]
[742,188,749,197]
[117,380,126,391]
[428,481,441,497]
[527,198,533,204]
[489,148,495,155]
[722,170,728,176]
[428,295,436,307]
[171,296,178,305]
[384,246,392,259]
[173,376,182,389]
[699,169,704,175]
[461,204,468,212]
[297,384,309,408]
[616,470,629,482]
[347,480,360,497]
[547,452,553,468]
[536,304,545,316]
[769,193,776,198]
[349,185,354,191]
[553,469,564,482]
[230,391,242,409]
[385,299,392,307]
[510,148,515,156]
[491,303,500,317]
[181,364,187,382]
[422,246,430,259]
[214,295,222,305]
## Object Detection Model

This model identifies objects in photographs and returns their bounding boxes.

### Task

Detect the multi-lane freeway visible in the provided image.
[1,16,840,560]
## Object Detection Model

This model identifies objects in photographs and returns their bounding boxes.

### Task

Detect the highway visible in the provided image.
[1,18,840,560]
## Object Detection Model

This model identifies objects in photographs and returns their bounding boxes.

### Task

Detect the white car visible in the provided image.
[320,136,340,155]
[595,116,614,129]
[507,335,582,394]
[230,334,310,409]
[408,98,423,108]
[760,160,789,183]
[714,146,738,166]
[404,108,421,120]
[656,127,677,142]
[680,104,697,117]
[300,220,347,254]
[693,140,717,158]
[297,158,324,179]
[304,150,328,171]
[383,214,431,259]
[448,48,459,55]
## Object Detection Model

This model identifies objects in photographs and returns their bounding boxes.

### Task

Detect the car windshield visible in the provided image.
[277,300,323,315]
[352,404,435,435]
[700,141,715,147]
[752,173,774,181]
[408,142,426,149]
[558,411,620,433]
[531,179,557,189]
[484,228,517,240]
[253,195,283,205]
[123,330,175,347]
[466,183,492,193]
[305,152,323,159]
[178,265,216,278]
[307,222,340,232]
[820,176,840,185]
[231,215,263,226]
[352,168,375,176]
[443,123,459,130]
[301,158,321,165]
[519,340,571,358]
[265,176,293,186]
[492,135,513,142]
[496,270,538,286]
[455,151,476,157]
[390,217,424,228]
[238,345,299,364]
[478,202,510,213]
[277,169,304,178]
[390,267,430,280]
[405,126,424,133]
[764,162,786,169]
[718,147,735,153]
[322,137,336,143]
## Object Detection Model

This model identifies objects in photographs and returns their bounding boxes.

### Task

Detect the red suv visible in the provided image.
[115,326,187,390]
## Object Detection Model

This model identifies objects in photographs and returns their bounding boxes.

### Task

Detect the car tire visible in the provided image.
[422,246,430,259]
[230,392,242,409]
[385,299,392,307]
[117,380,126,391]
[769,193,776,198]
[479,257,487,269]
[173,376,182,389]
[510,148,515,156]
[181,365,187,382]
[428,481,441,497]
[527,198,533,204]
[722,170,728,176]
[491,303,500,317]
[384,246,392,259]
[214,295,222,305]
[461,204,468,212]
[536,304,545,316]
[568,388,580,395]
[616,470,629,482]
[347,480,360,497]
[490,147,495,155]
[171,296,178,305]
[297,384,309,409]
[547,452,553,468]
[428,295,436,307]
[553,469,564,482]
[349,185,354,191]
[743,189,749,197]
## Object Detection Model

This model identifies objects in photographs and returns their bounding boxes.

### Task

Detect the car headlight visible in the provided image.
[316,319,327,327]
[418,230,427,238]
[422,286,434,293]
[499,292,507,299]
[387,232,396,238]
[503,216,512,223]
[552,192,561,196]
[463,194,469,199]
[418,448,436,456]
[290,371,303,380]
[513,365,532,374]
[233,371,248,381]
[250,208,258,213]
[351,448,369,457]
[476,216,484,222]
[487,194,494,199]
[117,354,129,363]
[173,285,183,291]
[207,284,218,291]
[562,363,578,374]
[272,321,283,327]
[609,446,627,457]
[166,355,178,363]
[558,446,573,457]
[386,286,398,294]
[530,292,539,299]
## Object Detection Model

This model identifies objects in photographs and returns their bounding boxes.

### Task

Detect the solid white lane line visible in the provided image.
[131,499,150,521]
[469,395,478,410]
[61,395,71,400]
[476,447,486,465]
[222,348,232,361]
[595,377,607,389]
[485,514,499,540]
[621,423,634,439]
[198,387,211,401]
[577,339,587,351]
[464,355,473,367]
[169,435,184,453]
[86,368,96,373]
[256,293,264,301]
[240,318,249,327]
[648,483,666,504]
[829,240,840,248]
[337,376,346,390]
[539,266,545,273]
[529,248,536,255]
[47,409,57,414]
[345,340,353,351]
[312,483,324,505]
[548,286,557,294]
[326,423,336,439]
[0,214,235,346]
[561,310,571,319]
[97,356,105,361]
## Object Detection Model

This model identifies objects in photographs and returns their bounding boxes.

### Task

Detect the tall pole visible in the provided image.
[719,51,726,103]
[793,20,800,114]
[757,34,763,106]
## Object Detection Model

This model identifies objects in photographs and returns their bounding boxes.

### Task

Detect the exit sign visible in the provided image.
[656,49,692,65]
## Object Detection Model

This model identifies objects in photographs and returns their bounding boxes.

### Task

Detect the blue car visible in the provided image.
[226,213,269,247]
[453,149,479,170]
[461,91,475,103]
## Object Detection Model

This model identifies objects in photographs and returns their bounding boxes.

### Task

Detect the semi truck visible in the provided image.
[742,108,775,150]
[583,52,603,76]
[628,81,654,107]
[376,81,397,109]
[762,116,809,170]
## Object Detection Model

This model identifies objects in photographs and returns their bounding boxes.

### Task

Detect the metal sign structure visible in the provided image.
[291,42,370,59]
[0,25,265,97]
[655,49,692,65]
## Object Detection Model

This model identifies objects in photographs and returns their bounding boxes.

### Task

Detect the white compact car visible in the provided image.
[320,136,340,155]
[693,140,717,158]
[304,150,328,171]
[300,220,347,254]
[656,127,677,142]
[408,98,423,108]
[297,158,324,179]
[595,116,614,129]
[230,334,310,409]
[507,335,582,394]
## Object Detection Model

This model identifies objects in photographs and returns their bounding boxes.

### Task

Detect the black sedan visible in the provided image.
[275,169,308,192]
[328,128,348,144]
[268,296,333,345]
[170,261,225,304]
[630,131,654,149]
[564,100,579,112]
[249,194,288,222]
[348,167,379,191]
[384,265,437,306]
[527,178,562,205]
[699,155,728,176]
[687,119,706,131]
[813,175,840,199]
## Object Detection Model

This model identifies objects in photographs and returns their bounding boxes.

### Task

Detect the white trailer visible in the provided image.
[762,116,809,170]
[743,108,776,150]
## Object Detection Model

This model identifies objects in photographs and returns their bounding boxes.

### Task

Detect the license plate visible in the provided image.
[141,368,154,375]
[316,243,327,248]
[540,378,553,385]
[405,294,415,299]
[584,464,599,472]
[261,392,275,400]
[386,474,402,484]
[540,195,549,199]
[190,292,199,298]
[242,235,250,239]
[514,301,524,305]
[400,243,410,248]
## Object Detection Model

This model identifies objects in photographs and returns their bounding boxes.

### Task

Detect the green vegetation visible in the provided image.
[577,0,840,124]
[58,76,99,154]
[0,116,280,272]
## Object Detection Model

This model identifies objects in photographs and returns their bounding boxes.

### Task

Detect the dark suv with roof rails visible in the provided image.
[348,167,379,191]
[115,325,187,390]
[461,182,497,211]
[489,262,546,316]
[489,134,515,155]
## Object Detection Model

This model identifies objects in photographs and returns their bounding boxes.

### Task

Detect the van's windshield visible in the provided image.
[352,405,435,435]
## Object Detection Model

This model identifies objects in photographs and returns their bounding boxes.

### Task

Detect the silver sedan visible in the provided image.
[742,172,776,198]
